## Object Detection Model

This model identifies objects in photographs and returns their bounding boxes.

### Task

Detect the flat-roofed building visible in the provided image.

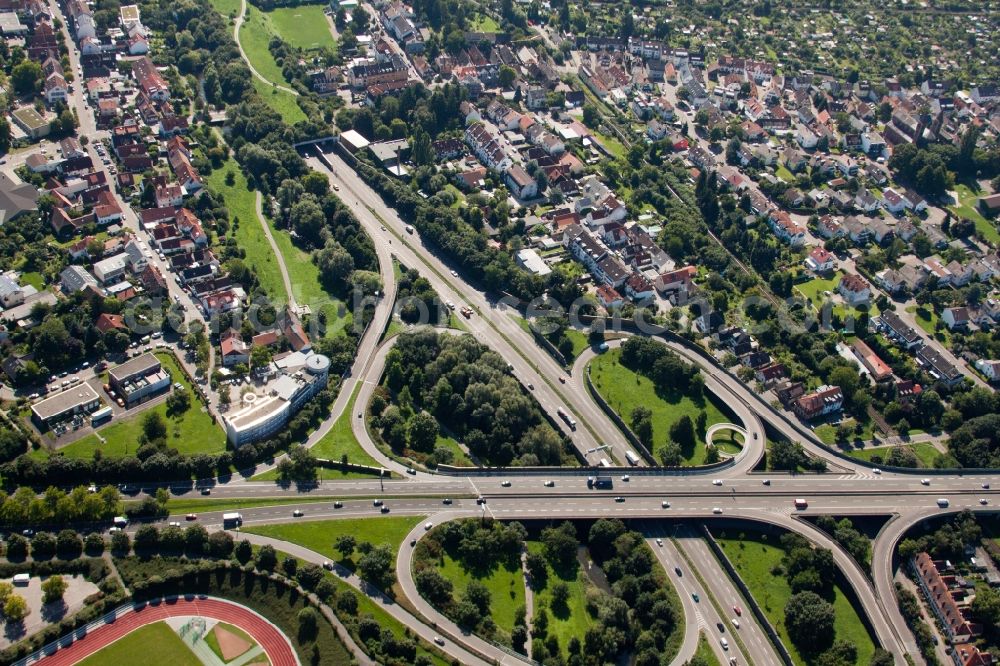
[223,352,330,446]
[108,352,171,406]
[31,384,101,429]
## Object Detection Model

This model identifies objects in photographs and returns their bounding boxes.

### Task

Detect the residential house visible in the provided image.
[942,307,971,330]
[793,385,844,421]
[838,273,871,306]
[805,247,836,273]
[915,346,964,387]
[878,311,923,350]
[911,553,981,643]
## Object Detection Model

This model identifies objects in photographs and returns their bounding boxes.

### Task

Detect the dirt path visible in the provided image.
[254,191,296,310]
[233,0,299,96]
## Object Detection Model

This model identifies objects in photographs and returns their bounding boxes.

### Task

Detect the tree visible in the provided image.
[659,441,682,466]
[41,575,67,604]
[4,594,29,622]
[415,568,453,605]
[551,581,570,612]
[525,551,548,588]
[357,544,395,589]
[11,61,43,94]
[0,582,12,606]
[582,105,599,128]
[298,607,319,641]
[335,535,356,559]
[784,591,835,653]
[141,411,168,443]
[971,586,1000,627]
[498,65,516,89]
[296,564,323,590]
[256,544,278,571]
[630,406,653,447]
[208,530,234,558]
[408,412,439,452]
[110,530,131,555]
[234,539,253,564]
[669,415,695,449]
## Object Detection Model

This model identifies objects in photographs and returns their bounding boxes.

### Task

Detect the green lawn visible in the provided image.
[437,552,525,634]
[239,6,288,85]
[469,14,501,31]
[694,632,722,666]
[795,272,842,306]
[264,215,351,338]
[204,622,256,663]
[20,271,44,290]
[716,530,876,666]
[906,305,951,346]
[251,465,379,481]
[251,77,307,124]
[588,348,731,465]
[525,541,593,653]
[814,418,877,447]
[77,622,199,666]
[564,329,590,362]
[776,165,795,183]
[38,353,223,460]
[593,130,626,160]
[434,432,474,467]
[950,183,999,246]
[309,382,382,468]
[208,0,241,16]
[244,516,425,570]
[266,4,334,51]
[841,442,941,468]
[206,157,286,302]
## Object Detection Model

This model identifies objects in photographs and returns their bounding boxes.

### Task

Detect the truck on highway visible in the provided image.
[599,458,611,468]
[556,407,577,430]
[587,475,613,489]
[794,498,808,510]
[223,512,243,528]
[625,450,640,466]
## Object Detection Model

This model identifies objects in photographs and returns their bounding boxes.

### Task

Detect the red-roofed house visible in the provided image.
[805,247,836,273]
[851,338,892,382]
[838,273,871,306]
[220,330,250,367]
[132,56,169,101]
[95,313,127,333]
[912,552,981,644]
[792,385,843,420]
[596,285,623,310]
[282,314,311,352]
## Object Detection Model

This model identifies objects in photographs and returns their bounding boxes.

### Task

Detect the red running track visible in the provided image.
[36,597,298,666]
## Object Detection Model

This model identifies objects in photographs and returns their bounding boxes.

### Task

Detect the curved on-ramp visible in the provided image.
[35,597,298,666]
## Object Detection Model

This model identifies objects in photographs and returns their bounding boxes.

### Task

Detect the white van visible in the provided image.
[12,573,30,586]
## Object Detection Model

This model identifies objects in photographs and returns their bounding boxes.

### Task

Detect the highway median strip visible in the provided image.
[671,536,755,666]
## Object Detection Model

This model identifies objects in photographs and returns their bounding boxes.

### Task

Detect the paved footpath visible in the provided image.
[35,597,298,666]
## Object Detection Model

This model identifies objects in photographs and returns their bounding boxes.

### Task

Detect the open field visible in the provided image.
[795,272,842,306]
[468,14,500,31]
[309,382,382,468]
[239,6,288,86]
[437,552,525,634]
[77,622,200,666]
[206,158,286,301]
[525,540,592,653]
[906,305,951,345]
[266,5,334,51]
[715,530,876,666]
[264,216,351,338]
[588,348,730,465]
[208,0,241,16]
[840,442,941,468]
[37,353,222,460]
[245,516,425,570]
[251,78,307,124]
[950,183,999,246]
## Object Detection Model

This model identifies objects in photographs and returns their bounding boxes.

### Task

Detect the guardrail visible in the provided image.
[699,524,795,666]
[583,364,656,464]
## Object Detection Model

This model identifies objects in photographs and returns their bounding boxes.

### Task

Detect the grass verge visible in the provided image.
[243,516,425,570]
[437,551,525,634]
[588,348,731,464]
[715,529,875,666]
[309,382,382,468]
[525,540,592,653]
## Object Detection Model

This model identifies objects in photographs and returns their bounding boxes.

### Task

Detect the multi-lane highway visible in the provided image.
[67,140,1000,666]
